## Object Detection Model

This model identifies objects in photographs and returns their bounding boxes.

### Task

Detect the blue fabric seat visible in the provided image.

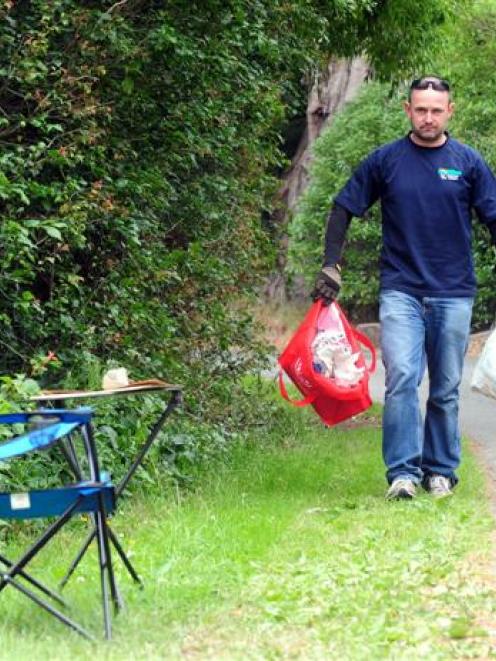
[0,483,115,520]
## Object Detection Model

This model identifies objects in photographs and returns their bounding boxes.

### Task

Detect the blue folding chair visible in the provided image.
[0,408,118,640]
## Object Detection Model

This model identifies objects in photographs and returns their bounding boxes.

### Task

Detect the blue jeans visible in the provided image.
[379,290,473,485]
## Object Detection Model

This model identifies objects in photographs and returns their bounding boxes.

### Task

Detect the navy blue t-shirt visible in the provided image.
[335,134,496,297]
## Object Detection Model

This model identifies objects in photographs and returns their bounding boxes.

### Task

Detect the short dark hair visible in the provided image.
[409,76,451,101]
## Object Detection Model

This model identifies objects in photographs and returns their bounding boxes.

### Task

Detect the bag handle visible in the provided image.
[278,371,316,407]
[352,329,377,374]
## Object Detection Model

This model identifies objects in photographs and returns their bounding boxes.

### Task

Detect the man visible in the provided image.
[312,76,496,500]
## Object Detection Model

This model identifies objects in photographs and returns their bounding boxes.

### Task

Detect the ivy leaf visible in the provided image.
[44,226,63,240]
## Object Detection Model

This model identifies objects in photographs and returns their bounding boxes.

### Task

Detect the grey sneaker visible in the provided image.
[425,474,453,498]
[386,478,417,500]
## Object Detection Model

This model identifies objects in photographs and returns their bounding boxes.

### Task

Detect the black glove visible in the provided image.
[311,265,342,304]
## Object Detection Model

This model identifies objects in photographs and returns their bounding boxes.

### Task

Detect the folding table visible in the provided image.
[31,380,182,602]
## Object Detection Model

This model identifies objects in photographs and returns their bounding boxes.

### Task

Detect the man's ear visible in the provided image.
[448,101,455,117]
[403,100,411,118]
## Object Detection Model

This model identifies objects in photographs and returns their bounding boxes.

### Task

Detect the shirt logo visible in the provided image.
[438,167,462,181]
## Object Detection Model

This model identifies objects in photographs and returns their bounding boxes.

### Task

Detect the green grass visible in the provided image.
[0,404,495,660]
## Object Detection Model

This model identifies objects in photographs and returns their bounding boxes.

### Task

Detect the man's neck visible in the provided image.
[409,131,447,148]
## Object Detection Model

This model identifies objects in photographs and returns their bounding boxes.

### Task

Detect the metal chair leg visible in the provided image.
[0,500,80,593]
[0,553,68,607]
[5,576,93,640]
[59,528,96,589]
[107,526,143,587]
[99,507,120,613]
[95,512,112,640]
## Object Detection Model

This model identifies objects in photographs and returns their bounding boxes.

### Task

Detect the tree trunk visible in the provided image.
[265,56,369,302]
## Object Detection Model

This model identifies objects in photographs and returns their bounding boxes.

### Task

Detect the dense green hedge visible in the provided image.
[290,3,496,329]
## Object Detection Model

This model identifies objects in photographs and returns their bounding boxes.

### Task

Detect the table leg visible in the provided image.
[116,390,182,497]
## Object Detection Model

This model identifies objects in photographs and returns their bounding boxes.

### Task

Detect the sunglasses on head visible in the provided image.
[409,77,450,93]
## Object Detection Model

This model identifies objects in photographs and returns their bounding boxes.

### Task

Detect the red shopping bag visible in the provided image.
[278,300,376,426]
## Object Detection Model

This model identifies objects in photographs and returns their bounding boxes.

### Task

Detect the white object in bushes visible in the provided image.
[102,367,129,390]
[471,328,496,400]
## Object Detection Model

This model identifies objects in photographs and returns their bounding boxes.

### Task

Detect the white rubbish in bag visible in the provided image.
[311,305,364,387]
[471,328,496,400]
